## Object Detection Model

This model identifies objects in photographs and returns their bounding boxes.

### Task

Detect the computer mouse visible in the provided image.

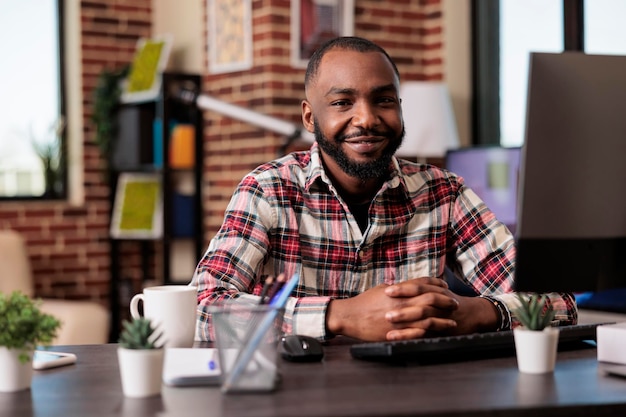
[280,335,324,362]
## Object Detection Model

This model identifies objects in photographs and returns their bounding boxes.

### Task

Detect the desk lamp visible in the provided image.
[175,86,314,153]
[395,81,460,163]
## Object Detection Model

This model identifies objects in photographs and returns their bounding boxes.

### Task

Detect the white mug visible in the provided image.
[129,285,197,348]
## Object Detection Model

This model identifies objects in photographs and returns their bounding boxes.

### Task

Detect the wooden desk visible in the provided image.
[2,342,626,417]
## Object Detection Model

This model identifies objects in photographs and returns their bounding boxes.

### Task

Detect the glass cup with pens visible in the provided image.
[210,273,299,393]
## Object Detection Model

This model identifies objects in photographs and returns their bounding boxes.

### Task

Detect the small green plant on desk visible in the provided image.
[0,291,61,363]
[117,317,165,398]
[512,293,559,374]
[118,317,164,349]
[514,293,556,330]
[0,291,61,392]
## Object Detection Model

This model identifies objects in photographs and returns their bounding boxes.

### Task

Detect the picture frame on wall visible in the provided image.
[290,0,355,68]
[121,35,172,104]
[110,173,163,239]
[208,0,253,74]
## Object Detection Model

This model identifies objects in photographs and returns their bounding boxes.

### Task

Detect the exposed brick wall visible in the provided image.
[0,0,152,307]
[80,0,155,306]
[0,0,444,326]
[202,0,445,241]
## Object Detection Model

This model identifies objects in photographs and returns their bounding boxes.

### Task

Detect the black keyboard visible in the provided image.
[350,323,606,363]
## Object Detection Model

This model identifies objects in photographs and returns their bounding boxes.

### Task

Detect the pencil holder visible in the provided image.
[210,303,284,393]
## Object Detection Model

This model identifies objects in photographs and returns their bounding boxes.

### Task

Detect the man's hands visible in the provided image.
[325,277,499,342]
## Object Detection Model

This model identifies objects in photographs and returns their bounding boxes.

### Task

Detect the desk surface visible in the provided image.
[2,341,626,417]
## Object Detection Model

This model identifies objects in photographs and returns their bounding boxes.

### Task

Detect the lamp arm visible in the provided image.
[174,86,314,146]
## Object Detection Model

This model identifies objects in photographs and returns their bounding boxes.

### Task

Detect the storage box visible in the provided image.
[169,124,195,169]
[112,104,155,169]
[171,192,195,237]
[597,322,626,364]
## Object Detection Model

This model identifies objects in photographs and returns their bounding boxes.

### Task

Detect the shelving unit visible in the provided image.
[108,72,204,341]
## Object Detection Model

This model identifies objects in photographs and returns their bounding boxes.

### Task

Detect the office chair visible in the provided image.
[0,229,110,345]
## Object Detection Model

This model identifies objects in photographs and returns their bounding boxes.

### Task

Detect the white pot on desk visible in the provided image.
[0,347,33,392]
[513,327,560,374]
[117,347,164,398]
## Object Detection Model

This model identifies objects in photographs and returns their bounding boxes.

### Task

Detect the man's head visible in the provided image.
[304,37,400,91]
[301,37,404,183]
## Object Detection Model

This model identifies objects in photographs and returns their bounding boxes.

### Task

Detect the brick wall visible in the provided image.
[0,0,444,317]
[0,0,152,306]
[203,0,445,239]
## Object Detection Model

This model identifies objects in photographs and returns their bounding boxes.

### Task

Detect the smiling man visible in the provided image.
[192,37,578,342]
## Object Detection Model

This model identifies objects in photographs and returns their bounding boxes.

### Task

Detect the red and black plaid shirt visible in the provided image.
[192,143,577,340]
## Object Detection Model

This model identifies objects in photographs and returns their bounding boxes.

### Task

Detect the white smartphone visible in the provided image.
[32,350,77,370]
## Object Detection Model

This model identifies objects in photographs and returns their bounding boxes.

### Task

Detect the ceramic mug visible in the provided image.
[129,285,197,348]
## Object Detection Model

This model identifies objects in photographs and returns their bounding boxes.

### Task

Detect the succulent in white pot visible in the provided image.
[512,293,559,374]
[117,317,165,398]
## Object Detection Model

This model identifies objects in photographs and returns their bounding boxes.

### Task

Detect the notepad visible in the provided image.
[162,348,221,387]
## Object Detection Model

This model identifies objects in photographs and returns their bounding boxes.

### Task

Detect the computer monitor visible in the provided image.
[446,146,521,234]
[514,52,626,294]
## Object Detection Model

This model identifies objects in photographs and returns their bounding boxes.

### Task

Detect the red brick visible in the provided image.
[3,0,444,334]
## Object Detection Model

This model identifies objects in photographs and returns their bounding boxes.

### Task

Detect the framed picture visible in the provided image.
[110,173,163,239]
[208,0,253,74]
[290,0,354,68]
[121,35,172,104]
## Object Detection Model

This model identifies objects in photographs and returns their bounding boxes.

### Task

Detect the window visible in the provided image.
[473,0,626,147]
[0,0,65,198]
[584,0,626,55]
[499,1,562,147]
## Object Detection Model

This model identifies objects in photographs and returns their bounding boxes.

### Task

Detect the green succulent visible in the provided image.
[118,317,164,350]
[0,291,61,363]
[513,293,556,331]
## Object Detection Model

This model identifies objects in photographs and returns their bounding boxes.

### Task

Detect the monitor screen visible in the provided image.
[514,52,626,293]
[446,146,521,234]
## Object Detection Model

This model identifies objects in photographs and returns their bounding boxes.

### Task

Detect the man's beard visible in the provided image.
[314,120,404,181]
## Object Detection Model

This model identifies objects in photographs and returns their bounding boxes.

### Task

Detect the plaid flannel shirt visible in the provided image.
[192,143,577,341]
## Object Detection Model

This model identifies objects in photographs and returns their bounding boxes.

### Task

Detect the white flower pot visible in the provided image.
[513,327,560,374]
[0,347,33,392]
[117,347,164,398]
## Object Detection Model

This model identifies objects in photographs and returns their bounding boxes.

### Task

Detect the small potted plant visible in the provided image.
[0,291,61,392]
[117,317,165,397]
[512,293,559,374]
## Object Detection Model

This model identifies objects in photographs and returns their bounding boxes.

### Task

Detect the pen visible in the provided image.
[264,273,285,305]
[268,273,298,307]
[258,275,273,305]
[208,348,218,371]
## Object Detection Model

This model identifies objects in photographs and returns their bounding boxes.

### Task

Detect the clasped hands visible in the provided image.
[325,277,498,342]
